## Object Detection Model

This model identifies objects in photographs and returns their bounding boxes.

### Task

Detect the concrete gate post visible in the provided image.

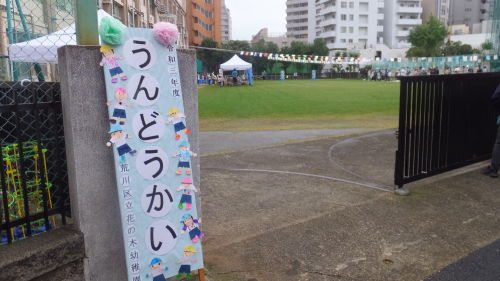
[58,46,199,281]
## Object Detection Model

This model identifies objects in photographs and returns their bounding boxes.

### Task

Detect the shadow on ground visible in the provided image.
[200,130,499,281]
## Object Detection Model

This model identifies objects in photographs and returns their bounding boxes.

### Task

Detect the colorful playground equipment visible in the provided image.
[1,142,55,242]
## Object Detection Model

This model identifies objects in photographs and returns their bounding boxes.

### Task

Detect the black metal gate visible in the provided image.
[0,82,69,244]
[395,73,500,187]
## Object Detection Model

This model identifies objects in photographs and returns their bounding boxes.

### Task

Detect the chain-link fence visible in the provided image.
[0,0,75,244]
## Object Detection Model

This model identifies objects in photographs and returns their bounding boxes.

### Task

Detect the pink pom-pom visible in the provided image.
[153,22,179,46]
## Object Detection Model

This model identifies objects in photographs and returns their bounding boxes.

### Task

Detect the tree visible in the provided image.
[438,40,478,56]
[224,40,250,51]
[482,41,493,51]
[196,38,220,72]
[310,38,330,56]
[407,15,449,57]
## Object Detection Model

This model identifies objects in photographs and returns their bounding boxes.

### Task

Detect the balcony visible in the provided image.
[397,42,412,48]
[286,6,307,13]
[327,42,338,49]
[317,0,335,5]
[397,18,422,25]
[397,6,423,13]
[287,14,308,21]
[377,13,384,20]
[397,30,410,37]
[286,23,308,29]
[377,25,384,32]
[318,6,336,15]
[320,30,336,37]
[378,1,384,8]
[319,20,335,28]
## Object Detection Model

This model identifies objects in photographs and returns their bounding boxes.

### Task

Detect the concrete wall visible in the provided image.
[450,33,487,48]
[0,224,85,281]
[57,45,199,281]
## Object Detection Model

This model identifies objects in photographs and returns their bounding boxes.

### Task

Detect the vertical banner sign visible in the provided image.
[280,70,285,81]
[312,70,316,81]
[102,27,203,281]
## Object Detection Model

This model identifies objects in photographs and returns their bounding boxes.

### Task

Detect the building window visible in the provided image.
[349,2,354,8]
[341,14,346,20]
[341,2,347,8]
[128,11,134,27]
[55,0,73,14]
[331,38,335,43]
[195,30,206,40]
[341,26,346,33]
[349,27,353,33]
[454,30,463,35]
[203,0,213,3]
[441,8,446,15]
[113,3,122,19]
[441,0,446,2]
[349,39,353,43]
[465,8,472,12]
[196,17,213,31]
[195,3,213,18]
[340,39,346,43]
[349,14,354,21]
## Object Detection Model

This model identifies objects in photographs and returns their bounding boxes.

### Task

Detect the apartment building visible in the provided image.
[449,0,489,34]
[221,0,232,43]
[251,28,295,48]
[102,0,189,48]
[383,0,423,49]
[186,0,222,46]
[421,0,449,25]
[313,0,384,50]
[286,0,309,43]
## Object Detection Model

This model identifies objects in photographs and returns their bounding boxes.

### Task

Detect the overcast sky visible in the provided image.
[225,0,287,41]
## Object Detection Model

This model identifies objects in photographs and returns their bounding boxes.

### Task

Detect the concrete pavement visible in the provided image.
[198,129,499,281]
[199,128,371,156]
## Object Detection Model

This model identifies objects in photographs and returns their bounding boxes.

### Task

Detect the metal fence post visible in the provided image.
[75,0,99,45]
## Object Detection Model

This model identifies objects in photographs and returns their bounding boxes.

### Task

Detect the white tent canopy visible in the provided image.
[220,55,252,71]
[8,9,120,63]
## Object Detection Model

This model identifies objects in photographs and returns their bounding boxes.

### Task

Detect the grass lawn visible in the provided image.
[198,79,400,131]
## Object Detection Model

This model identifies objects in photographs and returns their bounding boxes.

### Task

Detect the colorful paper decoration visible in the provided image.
[102,27,204,281]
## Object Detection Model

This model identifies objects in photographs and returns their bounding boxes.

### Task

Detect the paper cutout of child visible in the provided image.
[177,177,198,210]
[173,141,197,175]
[99,45,127,83]
[146,257,168,281]
[176,246,198,279]
[107,87,133,125]
[107,125,137,162]
[180,213,204,243]
[166,107,191,140]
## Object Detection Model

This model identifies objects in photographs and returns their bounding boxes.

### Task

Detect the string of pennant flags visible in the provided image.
[192,46,496,65]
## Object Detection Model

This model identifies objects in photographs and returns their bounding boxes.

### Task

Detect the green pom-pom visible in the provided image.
[98,17,125,45]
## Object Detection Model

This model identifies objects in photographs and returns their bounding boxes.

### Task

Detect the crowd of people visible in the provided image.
[364,64,490,81]
[197,70,248,86]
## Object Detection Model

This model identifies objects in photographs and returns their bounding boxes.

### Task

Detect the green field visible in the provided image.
[198,79,400,131]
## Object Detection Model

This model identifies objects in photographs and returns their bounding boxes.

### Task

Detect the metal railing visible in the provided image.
[394,73,500,187]
[0,81,69,244]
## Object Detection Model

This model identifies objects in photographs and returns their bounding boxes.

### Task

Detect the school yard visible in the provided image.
[198,79,400,131]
